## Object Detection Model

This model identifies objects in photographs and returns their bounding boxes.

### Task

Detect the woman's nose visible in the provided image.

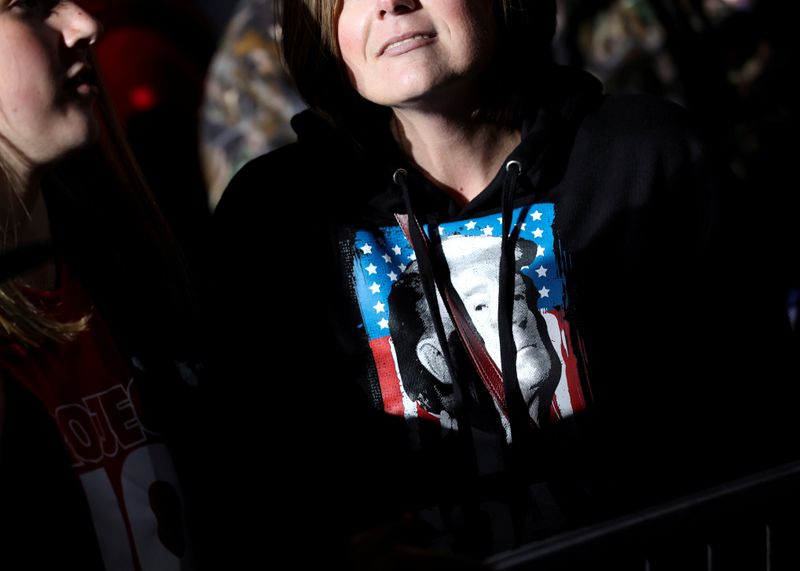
[377,0,417,18]
[58,2,102,48]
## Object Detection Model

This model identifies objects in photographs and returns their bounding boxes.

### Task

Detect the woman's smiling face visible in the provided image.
[0,0,101,169]
[336,0,495,111]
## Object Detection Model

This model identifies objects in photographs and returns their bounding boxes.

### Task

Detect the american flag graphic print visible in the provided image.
[351,204,590,426]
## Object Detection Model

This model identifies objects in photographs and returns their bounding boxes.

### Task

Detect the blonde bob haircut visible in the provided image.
[279,0,557,136]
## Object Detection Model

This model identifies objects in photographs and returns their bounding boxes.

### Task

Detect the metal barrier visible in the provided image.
[488,459,800,571]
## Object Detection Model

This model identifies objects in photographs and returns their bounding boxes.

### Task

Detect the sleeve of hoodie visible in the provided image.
[565,94,800,507]
[660,99,795,465]
[696,120,799,475]
[207,146,412,567]
[647,97,799,475]
[206,147,341,564]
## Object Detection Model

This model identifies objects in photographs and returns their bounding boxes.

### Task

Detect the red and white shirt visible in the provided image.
[0,265,193,571]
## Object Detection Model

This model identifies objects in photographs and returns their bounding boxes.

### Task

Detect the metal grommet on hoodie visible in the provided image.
[392,168,408,186]
[505,160,523,175]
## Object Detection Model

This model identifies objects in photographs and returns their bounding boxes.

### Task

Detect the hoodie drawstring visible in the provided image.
[393,163,534,444]
[393,168,471,430]
[393,167,484,539]
[499,160,542,545]
[499,160,533,447]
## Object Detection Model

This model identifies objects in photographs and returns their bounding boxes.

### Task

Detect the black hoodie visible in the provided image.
[211,67,796,563]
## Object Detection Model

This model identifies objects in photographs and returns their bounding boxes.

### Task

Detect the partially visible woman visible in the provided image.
[0,1,203,569]
[212,0,797,566]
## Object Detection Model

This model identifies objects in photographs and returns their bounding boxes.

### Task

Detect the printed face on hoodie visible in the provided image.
[0,0,100,168]
[337,0,495,110]
[388,236,562,433]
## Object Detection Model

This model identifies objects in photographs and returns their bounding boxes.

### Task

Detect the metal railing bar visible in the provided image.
[488,459,800,569]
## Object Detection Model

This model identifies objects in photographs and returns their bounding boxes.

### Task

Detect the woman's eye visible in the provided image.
[474,303,487,312]
[11,0,58,16]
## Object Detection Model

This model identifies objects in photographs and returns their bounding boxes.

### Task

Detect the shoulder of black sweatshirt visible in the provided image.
[211,65,798,559]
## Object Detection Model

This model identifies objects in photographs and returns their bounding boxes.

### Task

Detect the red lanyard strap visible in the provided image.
[394,213,509,418]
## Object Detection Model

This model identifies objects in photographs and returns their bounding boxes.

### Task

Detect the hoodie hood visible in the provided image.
[290,65,604,222]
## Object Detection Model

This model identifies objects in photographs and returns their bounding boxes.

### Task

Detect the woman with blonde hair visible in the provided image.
[0,2,202,568]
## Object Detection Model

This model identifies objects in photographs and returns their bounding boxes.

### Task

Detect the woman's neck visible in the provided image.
[391,107,521,207]
[1,175,56,290]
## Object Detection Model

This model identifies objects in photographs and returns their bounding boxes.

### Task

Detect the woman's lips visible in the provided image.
[378,31,437,57]
[64,63,98,97]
